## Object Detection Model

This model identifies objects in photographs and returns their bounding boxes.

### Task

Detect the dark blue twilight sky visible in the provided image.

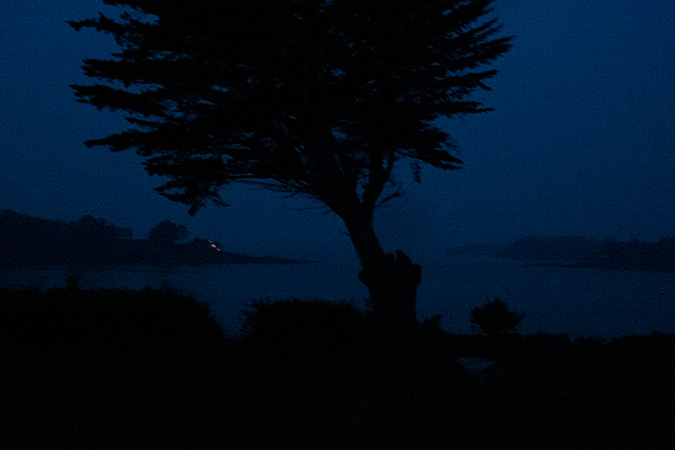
[1,1,674,261]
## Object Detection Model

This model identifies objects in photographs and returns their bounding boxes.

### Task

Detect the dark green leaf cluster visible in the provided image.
[70,0,511,215]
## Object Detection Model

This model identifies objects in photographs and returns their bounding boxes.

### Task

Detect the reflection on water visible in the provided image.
[1,254,674,338]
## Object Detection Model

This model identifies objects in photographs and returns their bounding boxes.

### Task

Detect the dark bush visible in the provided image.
[239,299,467,381]
[470,297,524,337]
[0,286,226,362]
[240,299,369,366]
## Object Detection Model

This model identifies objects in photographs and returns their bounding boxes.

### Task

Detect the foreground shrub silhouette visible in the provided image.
[241,299,374,367]
[0,286,226,362]
[470,297,524,337]
[1,290,674,449]
[240,299,465,380]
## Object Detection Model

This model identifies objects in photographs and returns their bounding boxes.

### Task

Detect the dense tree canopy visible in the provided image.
[70,0,511,215]
[147,220,188,243]
[70,0,512,326]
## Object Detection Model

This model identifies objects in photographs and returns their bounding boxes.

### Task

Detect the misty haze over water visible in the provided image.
[3,253,674,339]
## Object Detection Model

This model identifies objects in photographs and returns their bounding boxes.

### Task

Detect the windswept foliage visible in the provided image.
[69,1,511,212]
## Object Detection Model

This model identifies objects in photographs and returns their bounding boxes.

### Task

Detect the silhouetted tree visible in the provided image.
[148,220,188,244]
[470,297,524,337]
[69,0,512,328]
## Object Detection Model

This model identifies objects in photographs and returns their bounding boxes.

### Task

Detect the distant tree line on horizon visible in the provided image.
[450,235,675,273]
[0,210,299,268]
[577,237,675,272]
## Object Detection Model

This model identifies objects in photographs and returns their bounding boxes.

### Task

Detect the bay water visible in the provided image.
[2,253,674,338]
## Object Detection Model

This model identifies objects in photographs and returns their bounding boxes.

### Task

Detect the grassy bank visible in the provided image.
[1,287,673,449]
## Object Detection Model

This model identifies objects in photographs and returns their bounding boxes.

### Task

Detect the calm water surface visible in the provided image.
[2,254,674,338]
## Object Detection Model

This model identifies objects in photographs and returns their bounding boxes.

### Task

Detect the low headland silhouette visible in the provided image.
[0,209,306,268]
[450,234,675,272]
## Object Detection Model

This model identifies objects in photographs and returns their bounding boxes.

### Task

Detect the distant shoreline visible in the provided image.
[0,257,313,270]
[0,209,309,268]
[449,235,675,274]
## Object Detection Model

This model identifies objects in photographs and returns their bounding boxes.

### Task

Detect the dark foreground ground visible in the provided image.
[1,288,674,449]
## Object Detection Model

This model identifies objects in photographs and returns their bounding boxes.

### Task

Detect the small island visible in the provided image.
[0,210,305,268]
[449,235,675,273]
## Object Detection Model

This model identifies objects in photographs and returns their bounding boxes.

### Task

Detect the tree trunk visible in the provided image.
[358,249,421,329]
[342,208,421,329]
